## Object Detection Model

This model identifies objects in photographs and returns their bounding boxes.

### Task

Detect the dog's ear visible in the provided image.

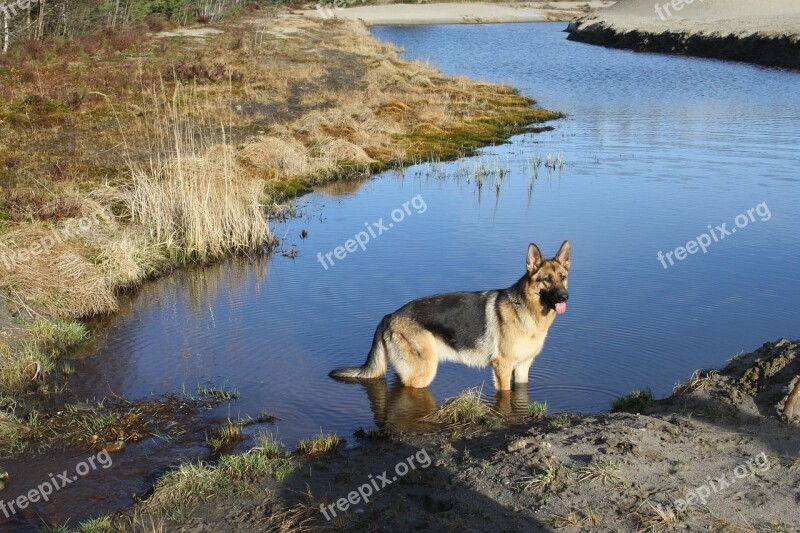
[526,243,543,274]
[554,240,571,270]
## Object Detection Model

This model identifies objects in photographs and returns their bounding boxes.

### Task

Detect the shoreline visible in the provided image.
[566,0,800,69]
[96,339,800,531]
[301,1,613,25]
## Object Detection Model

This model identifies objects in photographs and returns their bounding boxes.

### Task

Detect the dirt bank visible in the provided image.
[93,339,800,532]
[567,0,800,69]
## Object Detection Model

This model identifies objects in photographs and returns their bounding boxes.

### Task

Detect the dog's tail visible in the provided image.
[329,315,390,380]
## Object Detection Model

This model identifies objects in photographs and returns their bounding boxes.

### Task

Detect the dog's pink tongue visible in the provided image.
[555,302,567,315]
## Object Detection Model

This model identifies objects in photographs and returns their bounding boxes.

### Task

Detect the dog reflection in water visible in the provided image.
[358,379,533,433]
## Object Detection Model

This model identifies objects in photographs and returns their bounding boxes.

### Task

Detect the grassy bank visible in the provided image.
[0,10,560,454]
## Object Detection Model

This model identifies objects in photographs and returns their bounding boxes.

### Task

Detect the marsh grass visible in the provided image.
[528,401,548,419]
[206,420,244,453]
[143,432,295,515]
[423,387,504,427]
[547,413,571,429]
[296,432,345,456]
[126,85,273,263]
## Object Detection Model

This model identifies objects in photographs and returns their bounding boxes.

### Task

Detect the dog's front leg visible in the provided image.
[491,357,513,391]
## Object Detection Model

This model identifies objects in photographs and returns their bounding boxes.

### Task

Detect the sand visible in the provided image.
[568,0,800,68]
[302,1,613,25]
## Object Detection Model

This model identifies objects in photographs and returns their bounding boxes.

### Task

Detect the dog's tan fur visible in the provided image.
[331,241,570,390]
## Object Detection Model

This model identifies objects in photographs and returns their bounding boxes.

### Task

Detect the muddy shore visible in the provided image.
[103,339,800,532]
[566,0,800,70]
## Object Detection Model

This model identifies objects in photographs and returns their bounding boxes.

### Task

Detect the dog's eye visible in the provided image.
[560,274,566,281]
[543,275,552,283]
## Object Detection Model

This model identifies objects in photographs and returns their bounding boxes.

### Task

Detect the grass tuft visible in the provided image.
[296,433,344,456]
[206,421,244,453]
[611,389,655,414]
[423,387,503,427]
[528,401,548,419]
[143,431,294,515]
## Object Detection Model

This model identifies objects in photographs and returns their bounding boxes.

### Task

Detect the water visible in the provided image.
[9,23,800,528]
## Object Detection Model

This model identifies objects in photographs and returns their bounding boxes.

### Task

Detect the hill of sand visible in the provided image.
[568,0,800,69]
[302,1,613,25]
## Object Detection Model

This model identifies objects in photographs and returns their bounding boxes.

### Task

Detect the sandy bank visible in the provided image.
[302,1,612,25]
[567,0,800,69]
[115,339,800,532]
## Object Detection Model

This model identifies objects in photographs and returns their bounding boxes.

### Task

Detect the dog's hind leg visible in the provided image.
[387,318,438,388]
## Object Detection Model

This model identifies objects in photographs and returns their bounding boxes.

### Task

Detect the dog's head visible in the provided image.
[525,241,571,315]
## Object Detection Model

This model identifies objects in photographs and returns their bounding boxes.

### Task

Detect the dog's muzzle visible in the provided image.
[548,289,568,315]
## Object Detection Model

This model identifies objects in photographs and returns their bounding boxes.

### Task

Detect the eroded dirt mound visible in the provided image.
[722,339,800,422]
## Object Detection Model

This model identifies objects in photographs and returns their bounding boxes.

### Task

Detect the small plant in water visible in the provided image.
[528,401,548,419]
[206,421,244,453]
[296,433,344,456]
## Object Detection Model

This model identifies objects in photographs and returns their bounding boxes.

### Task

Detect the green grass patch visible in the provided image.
[611,389,655,414]
[296,433,345,456]
[143,431,295,515]
[528,401,548,419]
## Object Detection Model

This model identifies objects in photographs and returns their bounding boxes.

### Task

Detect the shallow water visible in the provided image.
[8,23,800,528]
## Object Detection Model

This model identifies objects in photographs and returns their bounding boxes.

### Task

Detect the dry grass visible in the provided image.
[577,460,625,487]
[674,369,719,394]
[635,502,679,531]
[517,457,566,493]
[126,85,273,263]
[423,387,504,427]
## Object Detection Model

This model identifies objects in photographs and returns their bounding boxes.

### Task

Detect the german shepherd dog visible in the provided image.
[330,241,570,390]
